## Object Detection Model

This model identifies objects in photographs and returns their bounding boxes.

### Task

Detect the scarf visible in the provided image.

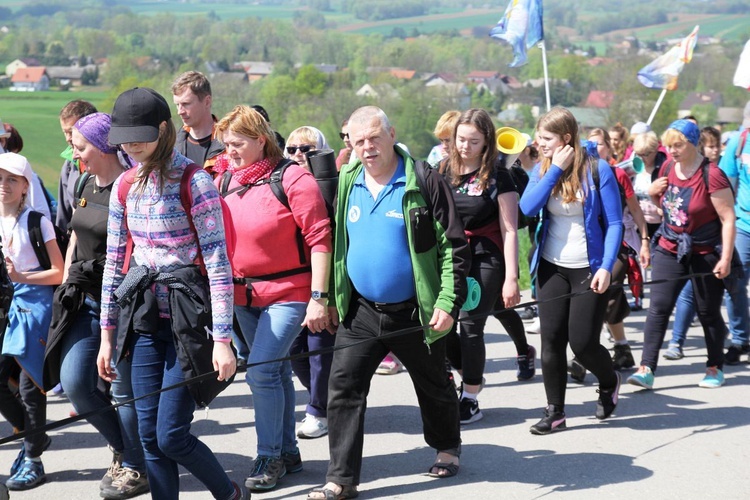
[212,154,275,185]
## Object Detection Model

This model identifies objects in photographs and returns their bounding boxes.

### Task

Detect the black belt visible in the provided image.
[359,295,417,313]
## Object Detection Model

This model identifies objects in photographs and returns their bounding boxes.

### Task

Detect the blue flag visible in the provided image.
[489,0,544,67]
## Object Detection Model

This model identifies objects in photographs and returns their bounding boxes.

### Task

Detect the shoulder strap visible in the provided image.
[737,129,749,160]
[73,172,91,207]
[268,158,294,211]
[414,160,432,213]
[179,164,204,270]
[591,158,600,192]
[27,210,51,270]
[118,169,138,275]
[219,170,233,197]
[659,159,674,179]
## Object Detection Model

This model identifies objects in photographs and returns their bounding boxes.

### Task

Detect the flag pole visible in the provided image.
[646,88,667,126]
[539,41,551,111]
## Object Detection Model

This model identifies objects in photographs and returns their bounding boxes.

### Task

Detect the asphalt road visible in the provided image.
[1,292,748,499]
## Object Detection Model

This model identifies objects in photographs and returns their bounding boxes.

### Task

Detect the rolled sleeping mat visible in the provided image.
[461,276,482,311]
[306,148,338,208]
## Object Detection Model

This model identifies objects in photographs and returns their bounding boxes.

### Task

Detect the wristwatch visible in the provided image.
[311,290,329,300]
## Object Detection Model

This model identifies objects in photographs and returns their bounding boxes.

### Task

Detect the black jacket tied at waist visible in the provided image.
[654,218,721,264]
[43,259,104,391]
[116,265,235,408]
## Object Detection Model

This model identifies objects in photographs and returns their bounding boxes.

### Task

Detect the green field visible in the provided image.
[0,89,108,189]
[345,12,498,36]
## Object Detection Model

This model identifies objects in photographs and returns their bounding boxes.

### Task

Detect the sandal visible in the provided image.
[307,484,359,500]
[426,461,460,478]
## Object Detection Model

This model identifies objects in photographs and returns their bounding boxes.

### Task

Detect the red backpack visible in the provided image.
[117,163,235,274]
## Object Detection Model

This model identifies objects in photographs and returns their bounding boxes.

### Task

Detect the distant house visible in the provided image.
[11,66,49,92]
[5,57,41,77]
[389,69,416,80]
[466,70,500,84]
[568,106,609,130]
[679,91,723,116]
[583,90,614,109]
[293,63,339,75]
[427,83,471,110]
[586,57,614,67]
[355,83,397,99]
[236,61,274,82]
[46,64,97,87]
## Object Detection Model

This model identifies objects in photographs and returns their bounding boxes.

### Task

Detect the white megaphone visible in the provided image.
[496,127,527,168]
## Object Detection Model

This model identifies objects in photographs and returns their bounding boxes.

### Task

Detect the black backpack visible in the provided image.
[28,210,69,270]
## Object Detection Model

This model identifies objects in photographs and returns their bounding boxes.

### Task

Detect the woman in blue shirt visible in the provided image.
[520,107,623,434]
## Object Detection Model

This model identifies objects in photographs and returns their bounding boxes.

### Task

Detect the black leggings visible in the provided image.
[0,356,48,457]
[446,252,527,386]
[641,246,726,371]
[537,259,617,408]
[605,247,631,325]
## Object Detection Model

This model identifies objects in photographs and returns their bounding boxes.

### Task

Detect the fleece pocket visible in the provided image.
[409,206,436,253]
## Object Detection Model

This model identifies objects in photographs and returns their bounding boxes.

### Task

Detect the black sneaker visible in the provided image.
[519,306,538,321]
[725,345,749,365]
[612,344,635,370]
[281,450,303,474]
[245,456,286,491]
[459,397,483,424]
[568,357,587,383]
[516,345,537,381]
[596,372,621,420]
[529,406,566,435]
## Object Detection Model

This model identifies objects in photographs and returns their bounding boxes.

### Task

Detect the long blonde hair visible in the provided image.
[538,107,589,203]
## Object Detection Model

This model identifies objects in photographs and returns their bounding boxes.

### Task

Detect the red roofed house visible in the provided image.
[583,90,614,109]
[390,69,416,80]
[466,70,500,84]
[11,66,49,92]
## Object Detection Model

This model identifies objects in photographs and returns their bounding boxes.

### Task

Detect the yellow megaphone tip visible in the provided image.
[496,127,526,155]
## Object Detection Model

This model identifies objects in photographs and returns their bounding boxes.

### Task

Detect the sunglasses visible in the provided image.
[339,132,349,140]
[286,145,314,155]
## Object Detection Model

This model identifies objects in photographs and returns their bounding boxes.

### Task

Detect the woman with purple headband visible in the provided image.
[42,113,149,499]
[627,119,737,390]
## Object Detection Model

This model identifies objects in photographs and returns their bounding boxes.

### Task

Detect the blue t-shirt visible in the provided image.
[719,128,750,233]
[346,158,416,303]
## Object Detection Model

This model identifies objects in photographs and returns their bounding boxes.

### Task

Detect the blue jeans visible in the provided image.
[669,281,695,347]
[59,297,144,471]
[725,227,750,346]
[235,302,306,458]
[130,324,234,500]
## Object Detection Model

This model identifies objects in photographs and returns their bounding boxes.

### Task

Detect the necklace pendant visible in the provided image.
[79,198,87,207]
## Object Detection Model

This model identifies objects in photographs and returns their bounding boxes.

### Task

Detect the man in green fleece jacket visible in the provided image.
[308,106,470,500]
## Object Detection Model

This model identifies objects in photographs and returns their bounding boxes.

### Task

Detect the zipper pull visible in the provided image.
[204,406,210,420]
[204,326,212,339]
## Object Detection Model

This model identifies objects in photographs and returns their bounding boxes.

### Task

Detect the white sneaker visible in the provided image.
[297,414,328,439]
[525,317,541,335]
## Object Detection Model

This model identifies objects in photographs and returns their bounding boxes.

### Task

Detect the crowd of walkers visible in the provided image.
[0,70,747,499]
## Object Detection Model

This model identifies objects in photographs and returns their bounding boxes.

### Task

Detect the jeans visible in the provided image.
[537,259,617,407]
[290,327,335,418]
[326,296,460,486]
[60,297,144,470]
[724,227,750,346]
[669,281,695,348]
[131,324,234,500]
[641,247,726,372]
[235,302,306,457]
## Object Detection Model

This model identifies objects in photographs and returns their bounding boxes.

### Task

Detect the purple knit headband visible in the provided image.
[75,112,118,155]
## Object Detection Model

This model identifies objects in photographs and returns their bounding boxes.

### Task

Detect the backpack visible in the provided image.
[591,161,627,211]
[36,175,58,218]
[117,164,235,275]
[660,158,735,198]
[218,158,309,270]
[28,210,69,271]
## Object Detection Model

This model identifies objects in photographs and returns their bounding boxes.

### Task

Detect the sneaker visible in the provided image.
[698,367,725,388]
[375,353,404,375]
[628,298,642,311]
[229,481,249,500]
[281,450,303,474]
[100,467,150,499]
[568,357,587,383]
[245,455,286,491]
[297,413,328,439]
[724,345,748,365]
[6,458,46,491]
[49,383,65,396]
[596,372,621,420]
[662,344,683,360]
[627,366,654,390]
[518,306,538,321]
[516,345,536,381]
[10,435,51,477]
[100,447,123,491]
[459,397,483,424]
[236,357,248,373]
[612,344,635,370]
[525,317,541,334]
[529,406,566,435]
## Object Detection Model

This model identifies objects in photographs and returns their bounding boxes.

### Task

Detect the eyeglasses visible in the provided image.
[286,145,314,155]
[339,132,349,140]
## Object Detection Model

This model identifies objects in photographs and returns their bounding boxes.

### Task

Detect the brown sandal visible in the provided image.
[307,484,359,500]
